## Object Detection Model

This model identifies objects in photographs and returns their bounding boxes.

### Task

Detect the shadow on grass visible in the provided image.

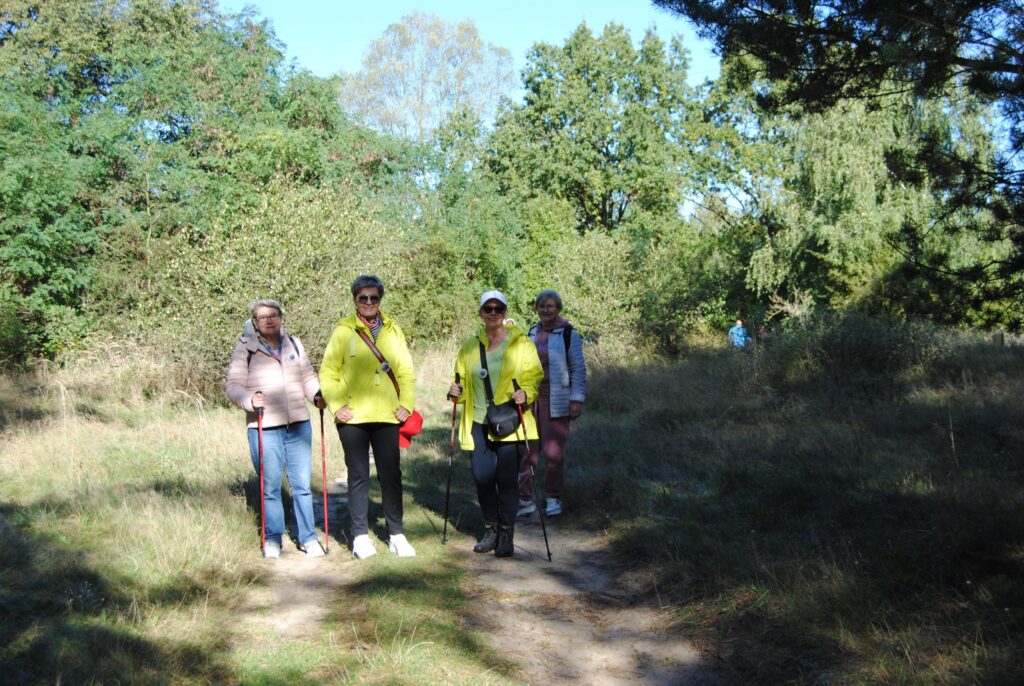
[325,564,519,679]
[0,503,235,685]
[404,341,1024,684]
[403,423,486,540]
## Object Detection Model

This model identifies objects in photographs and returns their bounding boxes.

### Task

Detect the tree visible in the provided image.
[653,0,1024,319]
[0,0,391,358]
[339,13,515,143]
[486,23,701,232]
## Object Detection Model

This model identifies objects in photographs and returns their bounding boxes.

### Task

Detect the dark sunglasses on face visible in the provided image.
[356,294,382,304]
[480,305,506,314]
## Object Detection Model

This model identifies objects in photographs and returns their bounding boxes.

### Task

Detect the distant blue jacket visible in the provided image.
[728,324,750,348]
[528,321,587,418]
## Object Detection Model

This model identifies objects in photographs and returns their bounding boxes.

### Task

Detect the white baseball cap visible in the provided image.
[479,290,508,308]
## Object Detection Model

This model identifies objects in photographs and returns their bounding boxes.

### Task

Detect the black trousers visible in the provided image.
[338,422,403,536]
[469,422,522,527]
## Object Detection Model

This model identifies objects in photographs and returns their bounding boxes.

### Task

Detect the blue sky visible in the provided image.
[218,1,720,86]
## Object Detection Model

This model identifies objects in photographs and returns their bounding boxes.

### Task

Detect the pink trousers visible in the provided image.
[518,394,571,500]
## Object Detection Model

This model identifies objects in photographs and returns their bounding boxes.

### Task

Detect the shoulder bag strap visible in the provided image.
[478,341,496,403]
[357,329,401,397]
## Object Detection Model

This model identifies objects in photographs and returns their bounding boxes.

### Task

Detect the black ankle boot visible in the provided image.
[473,524,498,553]
[495,525,514,558]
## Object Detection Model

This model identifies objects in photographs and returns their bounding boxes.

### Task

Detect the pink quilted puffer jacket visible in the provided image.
[225,330,320,428]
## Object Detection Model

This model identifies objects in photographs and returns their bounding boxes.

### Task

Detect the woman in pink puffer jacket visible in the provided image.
[226,299,327,559]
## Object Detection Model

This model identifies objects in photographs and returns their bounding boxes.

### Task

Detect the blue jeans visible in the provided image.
[247,420,317,546]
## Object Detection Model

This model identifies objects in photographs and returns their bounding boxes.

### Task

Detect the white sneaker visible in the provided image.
[388,533,416,558]
[517,498,537,518]
[545,498,563,517]
[352,534,377,559]
[264,539,281,559]
[303,538,325,557]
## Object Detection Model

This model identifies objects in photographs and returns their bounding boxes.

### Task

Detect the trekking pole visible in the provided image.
[442,373,460,544]
[513,379,551,562]
[257,403,266,555]
[320,406,329,553]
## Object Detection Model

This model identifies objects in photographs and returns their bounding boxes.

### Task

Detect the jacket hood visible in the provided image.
[240,326,291,354]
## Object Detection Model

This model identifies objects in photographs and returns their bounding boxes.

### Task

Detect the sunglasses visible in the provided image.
[356,294,382,304]
[480,305,506,314]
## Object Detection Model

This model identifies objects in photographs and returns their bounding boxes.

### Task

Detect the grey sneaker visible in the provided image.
[516,498,537,518]
[264,539,281,559]
[303,538,325,557]
[545,498,563,517]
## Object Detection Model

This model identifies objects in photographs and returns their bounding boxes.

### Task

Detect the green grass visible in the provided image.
[3,323,1023,683]
[0,350,522,685]
[559,327,1024,684]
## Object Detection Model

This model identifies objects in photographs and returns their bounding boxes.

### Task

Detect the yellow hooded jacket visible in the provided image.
[319,313,415,424]
[453,324,543,450]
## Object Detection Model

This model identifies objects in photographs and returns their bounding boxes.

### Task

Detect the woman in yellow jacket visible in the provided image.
[320,275,416,559]
[448,290,543,558]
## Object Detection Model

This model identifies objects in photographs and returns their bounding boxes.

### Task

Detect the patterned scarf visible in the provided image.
[358,313,383,340]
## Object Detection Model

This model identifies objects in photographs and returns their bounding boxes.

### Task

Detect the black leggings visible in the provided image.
[338,422,403,536]
[469,422,523,527]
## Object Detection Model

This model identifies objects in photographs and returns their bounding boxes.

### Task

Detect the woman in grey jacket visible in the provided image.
[517,290,587,518]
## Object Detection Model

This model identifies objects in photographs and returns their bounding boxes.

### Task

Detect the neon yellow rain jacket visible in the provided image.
[453,323,543,450]
[319,313,415,424]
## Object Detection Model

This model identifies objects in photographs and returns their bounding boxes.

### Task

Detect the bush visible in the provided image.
[763,311,950,393]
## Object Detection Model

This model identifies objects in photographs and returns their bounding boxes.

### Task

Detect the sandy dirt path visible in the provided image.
[454,516,725,685]
[238,478,727,684]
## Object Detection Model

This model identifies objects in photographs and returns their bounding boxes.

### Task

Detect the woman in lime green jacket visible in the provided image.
[320,275,416,560]
[448,290,543,558]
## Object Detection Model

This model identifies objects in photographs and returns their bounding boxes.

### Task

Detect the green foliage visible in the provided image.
[487,23,699,232]
[97,180,403,391]
[0,0,403,360]
[692,58,1019,331]
[656,0,1024,311]
[2,0,1018,375]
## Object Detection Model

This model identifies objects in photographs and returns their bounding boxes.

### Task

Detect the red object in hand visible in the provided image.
[398,410,424,448]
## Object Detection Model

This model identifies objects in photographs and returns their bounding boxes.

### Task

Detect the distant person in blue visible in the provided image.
[728,319,750,349]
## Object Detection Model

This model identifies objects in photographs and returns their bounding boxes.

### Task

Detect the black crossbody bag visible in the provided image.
[479,341,521,437]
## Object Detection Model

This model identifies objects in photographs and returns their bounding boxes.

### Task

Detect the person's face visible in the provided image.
[355,286,382,319]
[479,299,507,328]
[253,306,282,338]
[535,297,561,326]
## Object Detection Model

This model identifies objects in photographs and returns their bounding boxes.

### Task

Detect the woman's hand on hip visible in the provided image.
[335,405,354,423]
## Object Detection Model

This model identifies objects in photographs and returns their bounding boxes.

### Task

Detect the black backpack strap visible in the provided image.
[562,323,573,356]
